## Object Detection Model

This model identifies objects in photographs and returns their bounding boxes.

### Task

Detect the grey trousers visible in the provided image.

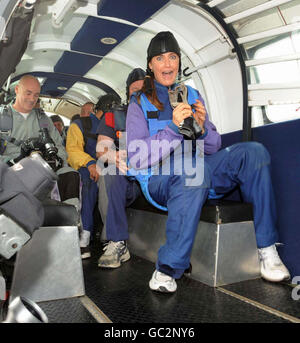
[97,175,108,241]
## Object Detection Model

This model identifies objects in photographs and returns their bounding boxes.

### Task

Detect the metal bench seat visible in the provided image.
[127,197,260,287]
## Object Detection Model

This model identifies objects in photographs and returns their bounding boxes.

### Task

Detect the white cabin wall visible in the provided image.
[203,58,244,134]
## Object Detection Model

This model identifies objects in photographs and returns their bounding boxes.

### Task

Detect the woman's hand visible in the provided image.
[172,103,193,127]
[192,99,206,130]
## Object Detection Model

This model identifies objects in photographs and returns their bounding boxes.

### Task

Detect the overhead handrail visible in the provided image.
[183,49,236,76]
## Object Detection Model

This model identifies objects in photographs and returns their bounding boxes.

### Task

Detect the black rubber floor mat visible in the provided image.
[82,247,289,323]
[222,278,300,320]
[38,297,97,323]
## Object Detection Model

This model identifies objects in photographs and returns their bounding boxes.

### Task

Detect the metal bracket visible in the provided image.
[51,0,77,29]
[0,212,30,259]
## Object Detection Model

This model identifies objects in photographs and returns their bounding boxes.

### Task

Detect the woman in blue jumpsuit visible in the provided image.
[126,31,290,293]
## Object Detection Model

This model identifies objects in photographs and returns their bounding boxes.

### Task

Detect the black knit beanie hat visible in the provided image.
[146,31,181,77]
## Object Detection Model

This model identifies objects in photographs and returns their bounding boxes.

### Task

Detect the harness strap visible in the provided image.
[35,108,50,129]
[0,106,23,148]
[79,117,97,146]
[128,93,171,211]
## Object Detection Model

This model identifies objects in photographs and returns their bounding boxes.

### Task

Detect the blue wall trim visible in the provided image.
[54,51,102,76]
[71,16,137,56]
[222,119,300,278]
[97,0,170,25]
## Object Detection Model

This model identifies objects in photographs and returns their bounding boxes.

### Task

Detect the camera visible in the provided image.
[38,128,58,159]
[169,84,203,140]
[9,128,63,171]
[178,108,203,140]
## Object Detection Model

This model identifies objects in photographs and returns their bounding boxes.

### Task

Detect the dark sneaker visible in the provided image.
[80,246,91,259]
[98,241,130,268]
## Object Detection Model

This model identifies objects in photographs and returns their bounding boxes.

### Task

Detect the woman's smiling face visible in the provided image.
[149,51,179,87]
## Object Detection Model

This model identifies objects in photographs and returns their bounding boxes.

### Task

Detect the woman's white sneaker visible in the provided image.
[258,244,290,282]
[149,270,177,293]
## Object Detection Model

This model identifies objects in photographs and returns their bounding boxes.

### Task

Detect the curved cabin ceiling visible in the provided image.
[3,0,300,133]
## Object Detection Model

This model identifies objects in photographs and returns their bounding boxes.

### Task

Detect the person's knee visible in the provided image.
[169,167,211,189]
[231,142,271,167]
[244,142,271,166]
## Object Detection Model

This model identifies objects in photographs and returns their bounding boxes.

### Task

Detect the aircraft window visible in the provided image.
[250,33,300,125]
[252,37,299,84]
[68,81,104,104]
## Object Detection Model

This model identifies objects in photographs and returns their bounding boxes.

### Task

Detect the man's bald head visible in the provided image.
[14,75,41,113]
[18,75,41,88]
